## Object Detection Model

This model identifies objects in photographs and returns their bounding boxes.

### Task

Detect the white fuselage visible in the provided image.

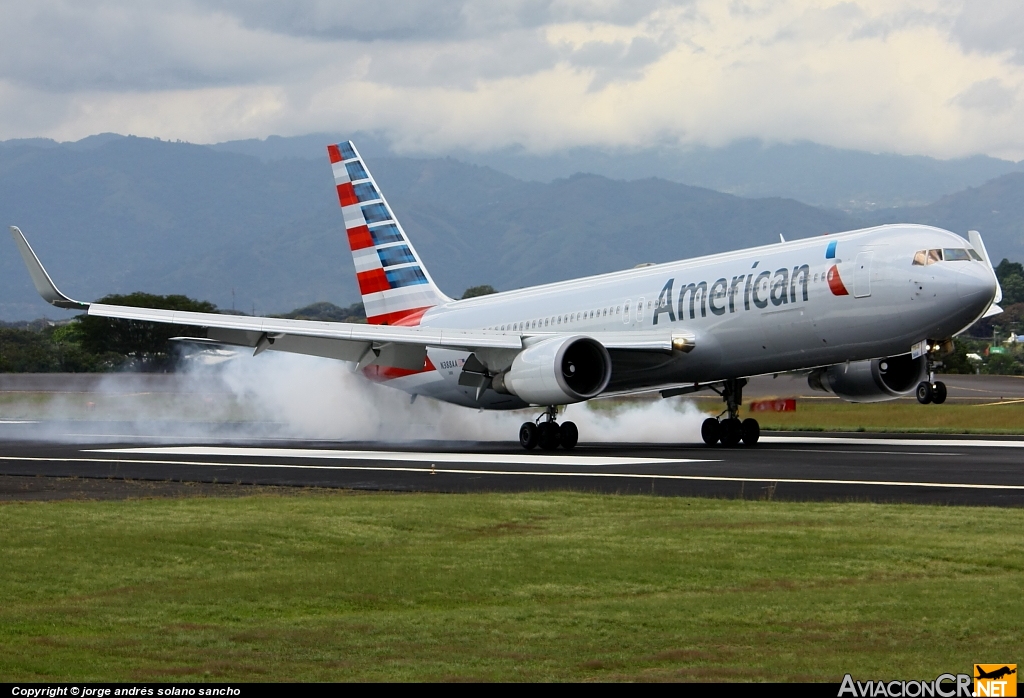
[374,224,997,409]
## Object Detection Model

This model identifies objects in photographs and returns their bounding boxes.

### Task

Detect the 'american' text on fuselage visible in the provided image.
[652,263,811,324]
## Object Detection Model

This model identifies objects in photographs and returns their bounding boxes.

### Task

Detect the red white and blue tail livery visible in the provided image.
[328,141,449,325]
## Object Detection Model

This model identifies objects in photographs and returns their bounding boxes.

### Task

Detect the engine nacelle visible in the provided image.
[492,336,612,405]
[807,354,926,403]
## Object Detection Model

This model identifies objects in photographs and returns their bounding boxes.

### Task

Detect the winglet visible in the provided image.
[8,226,89,310]
[968,230,1002,304]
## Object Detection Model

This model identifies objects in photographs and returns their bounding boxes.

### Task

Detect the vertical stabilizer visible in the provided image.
[328,141,450,325]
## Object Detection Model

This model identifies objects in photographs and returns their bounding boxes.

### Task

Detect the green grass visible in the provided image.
[2,491,1022,681]
[731,399,1024,434]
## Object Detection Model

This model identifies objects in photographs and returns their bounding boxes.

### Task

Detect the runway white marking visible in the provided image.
[760,436,1024,448]
[1,455,1022,492]
[771,449,962,456]
[0,420,38,424]
[89,446,713,466]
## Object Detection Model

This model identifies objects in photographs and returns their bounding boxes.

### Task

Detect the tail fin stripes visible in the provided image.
[328,141,449,325]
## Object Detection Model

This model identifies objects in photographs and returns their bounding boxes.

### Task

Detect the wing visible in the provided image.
[10,226,695,373]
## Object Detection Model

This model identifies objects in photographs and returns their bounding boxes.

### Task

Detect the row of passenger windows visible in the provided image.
[480,248,984,333]
[486,300,657,332]
[483,270,840,332]
[913,248,982,265]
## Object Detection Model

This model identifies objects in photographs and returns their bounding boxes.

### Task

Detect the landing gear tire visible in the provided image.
[741,418,760,446]
[701,417,721,446]
[538,421,561,451]
[916,381,933,404]
[720,418,743,447]
[932,381,947,404]
[559,421,579,450]
[519,422,538,450]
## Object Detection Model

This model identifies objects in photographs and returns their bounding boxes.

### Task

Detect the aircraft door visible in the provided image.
[854,252,873,298]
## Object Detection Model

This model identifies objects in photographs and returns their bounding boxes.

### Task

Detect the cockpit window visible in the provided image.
[913,247,979,265]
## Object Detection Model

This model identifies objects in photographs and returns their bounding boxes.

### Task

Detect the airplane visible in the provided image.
[9,140,1003,450]
[975,666,1016,681]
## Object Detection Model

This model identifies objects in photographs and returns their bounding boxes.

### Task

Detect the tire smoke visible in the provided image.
[210,352,709,444]
[2,351,709,445]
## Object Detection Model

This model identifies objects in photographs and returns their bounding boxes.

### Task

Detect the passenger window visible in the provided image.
[944,248,970,261]
[927,249,942,264]
[616,306,621,314]
[913,250,926,266]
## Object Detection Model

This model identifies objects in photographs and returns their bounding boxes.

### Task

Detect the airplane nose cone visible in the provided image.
[956,264,997,305]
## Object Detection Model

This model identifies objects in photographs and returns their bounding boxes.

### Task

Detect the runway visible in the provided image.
[1,423,1023,506]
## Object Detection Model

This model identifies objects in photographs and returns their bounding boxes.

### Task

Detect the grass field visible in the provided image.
[2,490,1022,681]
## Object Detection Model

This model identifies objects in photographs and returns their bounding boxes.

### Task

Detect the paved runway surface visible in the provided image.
[1,421,1022,506]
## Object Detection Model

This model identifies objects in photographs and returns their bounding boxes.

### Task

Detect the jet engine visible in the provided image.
[807,354,926,403]
[492,336,612,405]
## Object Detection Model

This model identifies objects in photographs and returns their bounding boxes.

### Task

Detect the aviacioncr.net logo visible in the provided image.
[838,673,973,697]
[974,664,1017,697]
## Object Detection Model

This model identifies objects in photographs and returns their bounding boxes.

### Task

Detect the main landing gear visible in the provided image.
[700,378,760,447]
[520,406,578,451]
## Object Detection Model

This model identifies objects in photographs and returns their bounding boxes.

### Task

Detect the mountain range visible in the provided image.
[210,132,1024,211]
[1,134,1022,321]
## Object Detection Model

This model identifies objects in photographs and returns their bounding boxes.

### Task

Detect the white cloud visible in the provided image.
[3,0,1024,159]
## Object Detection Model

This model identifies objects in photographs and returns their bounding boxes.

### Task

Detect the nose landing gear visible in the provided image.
[520,406,578,451]
[916,357,947,405]
[916,380,947,404]
[700,378,760,447]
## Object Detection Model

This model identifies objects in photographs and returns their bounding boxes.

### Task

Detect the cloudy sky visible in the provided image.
[1,0,1023,158]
